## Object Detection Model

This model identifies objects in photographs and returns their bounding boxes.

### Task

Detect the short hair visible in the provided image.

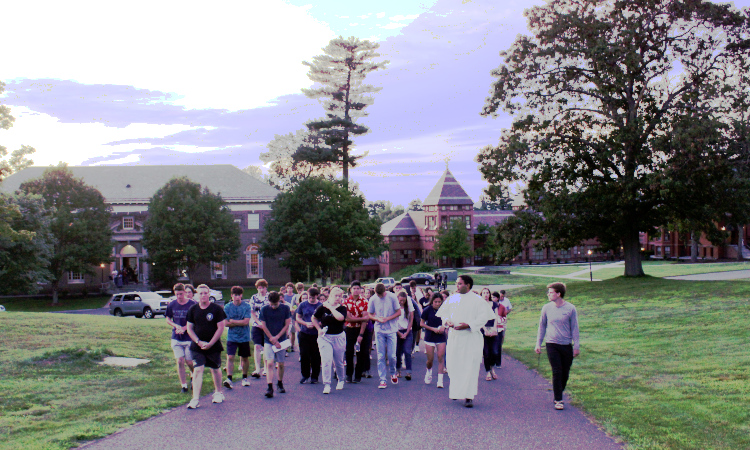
[431,293,443,305]
[394,282,402,287]
[500,290,506,295]
[231,286,244,296]
[547,282,566,298]
[308,287,320,298]
[440,289,450,298]
[184,284,195,293]
[295,282,304,290]
[173,283,185,293]
[285,282,294,288]
[312,283,318,288]
[458,274,474,289]
[375,283,386,295]
[268,291,280,303]
[255,279,268,288]
[409,280,416,288]
[350,280,361,288]
[492,291,501,300]
[197,284,210,292]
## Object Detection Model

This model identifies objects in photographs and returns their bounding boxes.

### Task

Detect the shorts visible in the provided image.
[251,326,265,346]
[263,343,287,364]
[171,339,193,361]
[227,341,251,357]
[193,350,222,369]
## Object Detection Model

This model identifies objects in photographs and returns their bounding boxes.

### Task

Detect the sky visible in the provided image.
[2,0,749,207]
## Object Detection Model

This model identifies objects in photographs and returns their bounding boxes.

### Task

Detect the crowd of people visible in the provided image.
[164,276,579,410]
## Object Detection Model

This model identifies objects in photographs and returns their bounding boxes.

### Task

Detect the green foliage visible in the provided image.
[297,36,389,185]
[478,0,750,277]
[434,220,472,267]
[366,200,404,223]
[475,210,542,264]
[260,177,386,282]
[475,192,512,211]
[0,192,53,294]
[259,129,338,192]
[142,177,240,287]
[20,165,112,303]
[0,80,35,182]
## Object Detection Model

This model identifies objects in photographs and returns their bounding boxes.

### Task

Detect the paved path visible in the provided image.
[665,269,750,280]
[83,351,622,450]
[506,261,626,282]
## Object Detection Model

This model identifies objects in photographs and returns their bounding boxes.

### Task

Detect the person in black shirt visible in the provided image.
[185,284,227,409]
[259,291,292,398]
[312,287,349,394]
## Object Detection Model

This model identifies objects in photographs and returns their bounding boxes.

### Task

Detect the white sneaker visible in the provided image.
[242,378,250,387]
[323,384,331,394]
[336,380,345,390]
[186,398,199,409]
[424,371,433,384]
[437,378,444,389]
[223,378,233,389]
[212,392,225,404]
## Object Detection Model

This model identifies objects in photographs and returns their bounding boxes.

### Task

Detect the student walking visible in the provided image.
[492,291,508,369]
[296,288,322,384]
[368,283,402,389]
[259,291,292,398]
[395,291,414,380]
[312,287,349,394]
[249,279,270,378]
[342,280,371,384]
[165,283,197,393]
[480,288,499,381]
[223,286,252,388]
[535,282,580,411]
[421,293,447,388]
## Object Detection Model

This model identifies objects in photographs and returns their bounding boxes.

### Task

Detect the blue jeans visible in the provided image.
[375,331,397,382]
[396,329,413,374]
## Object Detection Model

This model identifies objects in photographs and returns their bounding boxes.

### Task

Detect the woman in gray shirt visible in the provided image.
[535,282,580,411]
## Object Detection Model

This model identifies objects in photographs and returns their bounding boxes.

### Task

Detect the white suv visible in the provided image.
[109,292,169,319]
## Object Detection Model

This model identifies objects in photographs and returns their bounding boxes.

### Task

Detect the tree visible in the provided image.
[20,165,112,303]
[259,129,338,192]
[142,177,240,287]
[434,220,473,268]
[407,199,423,211]
[366,200,405,223]
[298,36,389,187]
[478,0,750,276]
[475,211,542,264]
[0,192,53,294]
[1,80,35,182]
[475,192,512,211]
[261,177,386,284]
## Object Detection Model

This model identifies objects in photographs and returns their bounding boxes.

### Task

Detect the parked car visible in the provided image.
[400,272,436,286]
[165,288,224,307]
[364,277,396,290]
[109,292,169,319]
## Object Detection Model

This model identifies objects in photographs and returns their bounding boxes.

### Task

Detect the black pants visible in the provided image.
[546,343,574,402]
[483,334,497,371]
[298,332,321,381]
[344,327,372,378]
[494,330,505,367]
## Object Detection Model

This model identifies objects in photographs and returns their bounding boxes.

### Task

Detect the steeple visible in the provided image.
[423,168,473,206]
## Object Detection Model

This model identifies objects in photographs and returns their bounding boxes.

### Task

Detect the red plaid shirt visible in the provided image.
[342,295,368,328]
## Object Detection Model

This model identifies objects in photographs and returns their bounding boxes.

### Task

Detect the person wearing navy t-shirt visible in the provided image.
[165,283,197,393]
[421,293,447,388]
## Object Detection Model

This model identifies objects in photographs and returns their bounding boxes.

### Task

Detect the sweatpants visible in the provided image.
[298,332,321,381]
[318,332,346,385]
[546,342,574,402]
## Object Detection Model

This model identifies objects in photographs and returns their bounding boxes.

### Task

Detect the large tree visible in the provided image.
[366,200,405,224]
[261,177,385,284]
[259,128,338,192]
[0,192,53,294]
[297,36,389,187]
[142,177,240,287]
[1,80,35,182]
[434,220,473,268]
[478,0,750,276]
[20,166,112,303]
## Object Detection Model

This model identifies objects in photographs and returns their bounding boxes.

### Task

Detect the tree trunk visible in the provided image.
[690,231,698,263]
[51,281,59,305]
[737,224,744,261]
[623,231,645,277]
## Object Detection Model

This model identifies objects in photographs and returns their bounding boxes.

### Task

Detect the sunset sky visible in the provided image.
[3,0,749,206]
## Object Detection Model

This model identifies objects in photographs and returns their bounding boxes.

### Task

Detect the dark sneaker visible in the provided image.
[181,387,189,394]
[310,379,318,384]
[300,377,309,384]
[277,382,286,394]
[464,399,474,408]
[405,373,412,381]
[345,376,353,383]
[265,386,274,398]
[353,376,362,384]
[251,372,261,379]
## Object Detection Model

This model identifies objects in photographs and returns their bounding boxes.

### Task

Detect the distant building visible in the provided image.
[1,165,290,292]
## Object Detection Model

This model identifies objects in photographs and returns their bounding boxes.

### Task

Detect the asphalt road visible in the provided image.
[83,349,622,450]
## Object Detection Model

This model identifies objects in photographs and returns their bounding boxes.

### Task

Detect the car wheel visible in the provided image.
[114,309,123,317]
[143,307,154,319]
[424,280,430,285]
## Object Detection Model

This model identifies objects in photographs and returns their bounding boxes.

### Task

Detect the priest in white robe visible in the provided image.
[436,274,496,407]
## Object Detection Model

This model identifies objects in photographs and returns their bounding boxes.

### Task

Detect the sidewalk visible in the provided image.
[83,351,622,450]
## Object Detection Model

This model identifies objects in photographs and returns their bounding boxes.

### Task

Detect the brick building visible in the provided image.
[1,165,291,291]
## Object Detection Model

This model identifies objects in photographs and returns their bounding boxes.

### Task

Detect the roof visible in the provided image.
[423,168,474,206]
[1,165,279,203]
[381,212,421,236]
[472,210,515,233]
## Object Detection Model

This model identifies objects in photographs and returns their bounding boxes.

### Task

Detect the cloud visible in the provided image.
[389,14,421,21]
[376,12,386,18]
[381,23,407,29]
[3,0,336,111]
[90,153,141,166]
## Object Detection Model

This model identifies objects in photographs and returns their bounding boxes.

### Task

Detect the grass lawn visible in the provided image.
[0,313,258,450]
[509,264,589,276]
[594,261,750,280]
[502,277,750,449]
[0,295,111,312]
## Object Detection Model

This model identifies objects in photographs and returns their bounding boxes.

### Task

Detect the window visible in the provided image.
[234,219,241,225]
[210,261,226,280]
[248,214,260,230]
[245,244,263,278]
[464,215,471,229]
[122,217,134,230]
[440,206,446,211]
[533,248,545,259]
[68,272,85,284]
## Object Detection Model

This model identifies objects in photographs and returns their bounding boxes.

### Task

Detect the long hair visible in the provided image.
[397,291,408,318]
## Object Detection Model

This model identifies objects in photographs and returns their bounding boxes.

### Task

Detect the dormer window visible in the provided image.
[123,217,134,230]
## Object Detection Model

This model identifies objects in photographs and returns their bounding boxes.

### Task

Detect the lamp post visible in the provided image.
[100,263,105,284]
[587,249,593,281]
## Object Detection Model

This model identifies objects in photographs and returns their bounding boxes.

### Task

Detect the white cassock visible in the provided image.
[436,291,496,400]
